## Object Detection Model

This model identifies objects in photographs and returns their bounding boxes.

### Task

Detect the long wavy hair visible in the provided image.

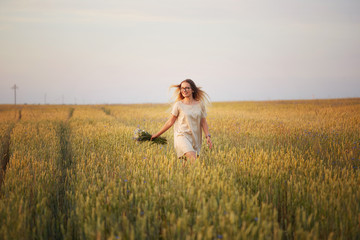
[170,79,210,105]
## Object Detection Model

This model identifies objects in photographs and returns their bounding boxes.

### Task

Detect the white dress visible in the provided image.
[171,101,207,157]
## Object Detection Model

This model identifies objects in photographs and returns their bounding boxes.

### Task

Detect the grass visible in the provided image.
[0,99,359,239]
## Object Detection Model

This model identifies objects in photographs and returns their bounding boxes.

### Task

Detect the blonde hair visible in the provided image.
[170,79,210,105]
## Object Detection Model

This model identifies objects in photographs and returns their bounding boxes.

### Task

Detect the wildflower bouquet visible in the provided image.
[133,128,167,145]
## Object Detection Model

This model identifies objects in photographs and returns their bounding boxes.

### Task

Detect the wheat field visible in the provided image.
[0,99,359,240]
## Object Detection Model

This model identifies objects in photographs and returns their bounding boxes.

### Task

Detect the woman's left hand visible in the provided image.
[206,136,212,149]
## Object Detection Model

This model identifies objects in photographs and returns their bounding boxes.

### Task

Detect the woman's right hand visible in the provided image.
[150,134,157,141]
[150,115,176,141]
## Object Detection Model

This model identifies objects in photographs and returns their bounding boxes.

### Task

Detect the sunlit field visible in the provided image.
[0,99,359,240]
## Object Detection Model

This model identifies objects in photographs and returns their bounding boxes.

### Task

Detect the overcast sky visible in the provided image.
[1,0,359,104]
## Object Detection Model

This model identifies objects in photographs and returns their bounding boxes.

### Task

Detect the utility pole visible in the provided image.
[11,84,19,105]
[44,93,47,105]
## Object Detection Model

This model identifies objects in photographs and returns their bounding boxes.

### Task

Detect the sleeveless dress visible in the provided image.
[171,101,207,158]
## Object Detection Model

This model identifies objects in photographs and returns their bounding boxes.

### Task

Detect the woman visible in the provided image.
[151,79,212,162]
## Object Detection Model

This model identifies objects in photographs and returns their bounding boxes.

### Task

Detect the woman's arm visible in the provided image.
[151,115,177,140]
[201,117,213,149]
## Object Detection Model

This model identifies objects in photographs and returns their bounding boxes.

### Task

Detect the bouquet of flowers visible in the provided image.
[133,128,167,145]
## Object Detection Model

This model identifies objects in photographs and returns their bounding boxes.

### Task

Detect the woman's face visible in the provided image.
[180,82,193,98]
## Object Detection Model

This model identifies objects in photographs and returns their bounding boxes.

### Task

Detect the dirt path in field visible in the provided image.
[18,109,22,121]
[0,109,21,192]
[54,107,74,234]
[0,124,14,190]
[99,106,135,127]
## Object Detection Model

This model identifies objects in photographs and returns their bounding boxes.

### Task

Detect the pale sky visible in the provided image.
[1,0,359,104]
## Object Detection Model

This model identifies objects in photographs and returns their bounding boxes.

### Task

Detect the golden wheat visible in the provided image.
[0,99,359,239]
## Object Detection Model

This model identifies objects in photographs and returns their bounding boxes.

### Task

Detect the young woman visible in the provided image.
[151,79,212,162]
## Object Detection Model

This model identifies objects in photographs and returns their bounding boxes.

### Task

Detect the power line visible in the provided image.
[11,84,19,105]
